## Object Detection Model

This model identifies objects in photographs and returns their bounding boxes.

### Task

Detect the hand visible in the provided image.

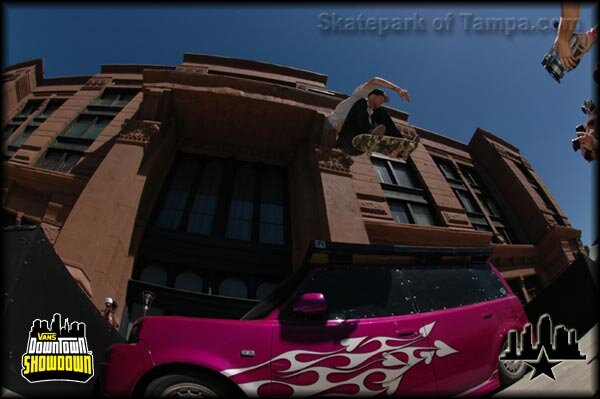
[577,32,595,55]
[395,87,411,102]
[553,36,577,70]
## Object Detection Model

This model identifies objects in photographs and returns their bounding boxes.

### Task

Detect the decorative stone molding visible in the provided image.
[358,200,388,215]
[441,211,471,226]
[82,77,111,90]
[175,65,209,75]
[313,146,353,176]
[117,119,164,153]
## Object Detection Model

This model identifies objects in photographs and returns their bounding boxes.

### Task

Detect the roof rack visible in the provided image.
[302,240,492,267]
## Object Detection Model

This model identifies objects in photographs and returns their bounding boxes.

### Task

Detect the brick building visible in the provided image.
[2,54,583,336]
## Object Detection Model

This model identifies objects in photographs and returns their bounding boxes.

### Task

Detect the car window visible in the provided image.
[402,265,488,312]
[283,266,416,321]
[468,264,509,301]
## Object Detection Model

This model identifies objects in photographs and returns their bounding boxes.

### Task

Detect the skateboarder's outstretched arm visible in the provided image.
[364,76,411,102]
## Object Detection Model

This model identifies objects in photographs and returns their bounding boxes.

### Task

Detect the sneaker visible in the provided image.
[370,125,386,136]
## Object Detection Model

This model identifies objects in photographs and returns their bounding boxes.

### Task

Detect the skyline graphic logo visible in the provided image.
[500,313,586,380]
[21,313,94,383]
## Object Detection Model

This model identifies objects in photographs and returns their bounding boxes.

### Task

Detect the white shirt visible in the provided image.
[327,83,372,131]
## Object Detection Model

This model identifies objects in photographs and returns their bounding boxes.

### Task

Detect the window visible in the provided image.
[139,264,168,286]
[174,271,204,293]
[285,266,416,321]
[92,88,137,108]
[226,165,257,241]
[36,149,82,173]
[36,99,65,119]
[435,159,491,231]
[186,160,224,234]
[5,124,37,157]
[219,278,248,298]
[371,156,437,226]
[514,161,563,226]
[62,114,112,140]
[156,157,200,230]
[154,155,289,245]
[17,100,43,117]
[403,264,507,312]
[256,281,277,300]
[259,168,285,244]
[460,166,520,244]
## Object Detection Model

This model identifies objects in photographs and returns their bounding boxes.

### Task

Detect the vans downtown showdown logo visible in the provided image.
[21,313,94,383]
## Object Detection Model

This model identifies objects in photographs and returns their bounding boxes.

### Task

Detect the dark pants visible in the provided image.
[336,98,402,156]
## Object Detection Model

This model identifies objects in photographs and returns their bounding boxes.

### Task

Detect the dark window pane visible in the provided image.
[139,263,168,286]
[226,165,256,241]
[219,278,248,298]
[17,100,42,117]
[156,157,200,230]
[11,125,36,147]
[438,161,459,180]
[372,159,394,185]
[456,190,480,213]
[39,100,64,118]
[474,224,492,232]
[58,152,81,173]
[291,267,415,320]
[37,149,81,173]
[2,125,17,143]
[174,271,204,293]
[63,116,94,138]
[259,168,285,244]
[186,160,224,235]
[388,200,410,224]
[409,203,435,226]
[391,162,418,188]
[81,116,110,139]
[403,265,488,312]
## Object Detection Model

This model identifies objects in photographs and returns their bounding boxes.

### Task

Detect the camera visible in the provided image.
[571,100,597,161]
[541,21,585,83]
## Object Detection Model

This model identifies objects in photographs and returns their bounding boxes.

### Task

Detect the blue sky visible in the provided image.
[4,4,597,245]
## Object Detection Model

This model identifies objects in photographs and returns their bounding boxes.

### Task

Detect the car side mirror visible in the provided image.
[292,292,327,316]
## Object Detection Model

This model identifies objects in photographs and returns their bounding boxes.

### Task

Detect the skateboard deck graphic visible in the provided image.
[352,133,420,160]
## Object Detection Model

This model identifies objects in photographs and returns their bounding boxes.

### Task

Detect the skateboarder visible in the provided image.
[325,77,411,156]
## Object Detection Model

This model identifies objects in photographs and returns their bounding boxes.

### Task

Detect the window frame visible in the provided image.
[151,154,291,247]
[371,155,438,227]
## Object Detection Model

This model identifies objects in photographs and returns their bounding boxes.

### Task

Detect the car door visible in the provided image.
[402,264,504,396]
[271,265,438,397]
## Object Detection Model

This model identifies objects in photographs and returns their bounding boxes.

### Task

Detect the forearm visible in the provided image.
[367,76,404,92]
[558,2,580,41]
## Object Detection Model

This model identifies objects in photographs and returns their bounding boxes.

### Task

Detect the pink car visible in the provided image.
[101,241,529,397]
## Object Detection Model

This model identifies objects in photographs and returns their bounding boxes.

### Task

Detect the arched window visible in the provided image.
[139,264,168,286]
[256,281,277,300]
[218,278,248,299]
[174,271,204,293]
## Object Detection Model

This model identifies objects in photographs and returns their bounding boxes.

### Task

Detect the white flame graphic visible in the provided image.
[223,321,458,397]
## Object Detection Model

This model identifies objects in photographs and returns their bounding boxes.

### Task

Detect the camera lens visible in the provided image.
[575,124,586,132]
[572,138,581,151]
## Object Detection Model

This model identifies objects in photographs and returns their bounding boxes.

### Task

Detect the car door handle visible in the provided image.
[397,330,419,337]
[483,313,494,319]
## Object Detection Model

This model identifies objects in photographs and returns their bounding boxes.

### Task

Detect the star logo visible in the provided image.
[525,347,560,380]
[500,314,586,381]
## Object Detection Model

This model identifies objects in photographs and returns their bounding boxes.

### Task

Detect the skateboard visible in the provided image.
[352,132,420,159]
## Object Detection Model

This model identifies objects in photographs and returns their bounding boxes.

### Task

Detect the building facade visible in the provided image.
[2,54,584,336]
